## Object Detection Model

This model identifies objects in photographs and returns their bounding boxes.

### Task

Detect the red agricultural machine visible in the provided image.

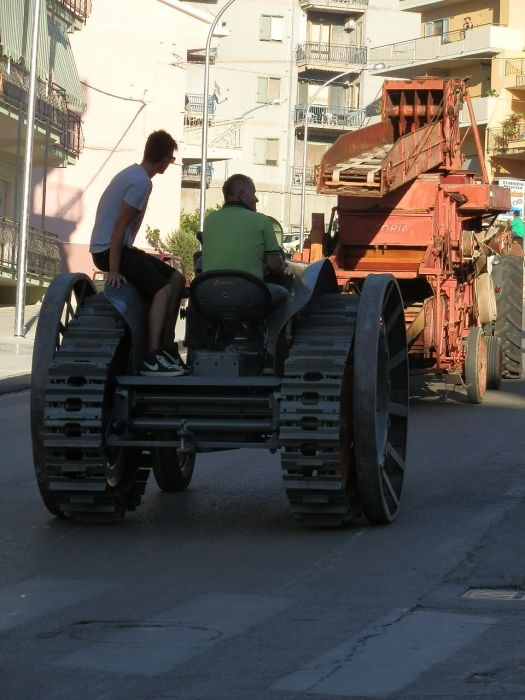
[298,77,523,402]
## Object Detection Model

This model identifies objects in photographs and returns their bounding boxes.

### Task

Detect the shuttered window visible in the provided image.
[256,77,281,103]
[254,138,279,166]
[260,15,283,42]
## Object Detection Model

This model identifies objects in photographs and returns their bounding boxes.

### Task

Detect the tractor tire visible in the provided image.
[465,327,487,404]
[495,254,523,379]
[152,447,195,491]
[485,335,502,390]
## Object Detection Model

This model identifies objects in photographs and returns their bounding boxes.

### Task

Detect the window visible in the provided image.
[260,15,283,42]
[424,18,449,40]
[254,138,279,166]
[256,77,281,103]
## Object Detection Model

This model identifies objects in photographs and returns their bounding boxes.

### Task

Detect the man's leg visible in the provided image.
[148,284,172,353]
[266,282,288,308]
[161,270,185,348]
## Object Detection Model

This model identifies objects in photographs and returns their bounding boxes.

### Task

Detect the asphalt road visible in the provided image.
[1,376,525,700]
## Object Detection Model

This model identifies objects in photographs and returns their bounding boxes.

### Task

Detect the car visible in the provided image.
[282,233,301,253]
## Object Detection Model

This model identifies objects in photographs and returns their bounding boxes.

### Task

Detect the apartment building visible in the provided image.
[371,0,525,183]
[182,0,419,233]
[0,0,88,302]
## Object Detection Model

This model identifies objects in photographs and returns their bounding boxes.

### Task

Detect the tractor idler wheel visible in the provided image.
[353,274,409,525]
[485,335,502,391]
[153,438,196,492]
[465,327,487,404]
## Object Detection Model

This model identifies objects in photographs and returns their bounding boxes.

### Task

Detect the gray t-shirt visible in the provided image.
[89,164,152,253]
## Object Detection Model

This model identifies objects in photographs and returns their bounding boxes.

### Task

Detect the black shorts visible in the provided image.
[92,247,174,300]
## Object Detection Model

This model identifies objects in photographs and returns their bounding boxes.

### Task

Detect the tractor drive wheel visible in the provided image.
[353,275,409,525]
[465,328,487,404]
[495,254,523,379]
[485,335,502,390]
[31,273,96,516]
[153,444,195,492]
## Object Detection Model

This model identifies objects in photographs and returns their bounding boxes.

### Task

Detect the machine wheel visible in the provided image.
[353,275,409,525]
[485,335,502,390]
[495,255,523,379]
[465,327,487,404]
[31,273,96,516]
[152,446,195,491]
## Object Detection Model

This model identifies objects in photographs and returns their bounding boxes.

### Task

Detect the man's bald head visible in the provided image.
[222,174,258,211]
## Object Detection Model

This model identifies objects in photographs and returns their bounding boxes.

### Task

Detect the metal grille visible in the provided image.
[296,42,367,67]
[291,167,316,188]
[0,217,61,282]
[54,0,92,23]
[294,104,365,128]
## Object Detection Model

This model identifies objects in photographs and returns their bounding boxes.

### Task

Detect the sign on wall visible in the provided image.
[497,178,525,220]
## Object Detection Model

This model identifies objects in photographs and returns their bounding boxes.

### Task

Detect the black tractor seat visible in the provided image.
[190,269,273,322]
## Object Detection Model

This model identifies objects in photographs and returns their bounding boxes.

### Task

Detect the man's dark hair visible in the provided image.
[144,130,178,163]
[514,210,521,217]
[222,174,254,201]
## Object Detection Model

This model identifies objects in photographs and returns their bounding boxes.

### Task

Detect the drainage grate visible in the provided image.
[462,588,525,601]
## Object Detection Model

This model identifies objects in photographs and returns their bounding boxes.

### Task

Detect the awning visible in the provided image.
[0,0,86,110]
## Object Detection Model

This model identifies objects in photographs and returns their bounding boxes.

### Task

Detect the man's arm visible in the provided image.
[265,252,286,274]
[106,201,141,287]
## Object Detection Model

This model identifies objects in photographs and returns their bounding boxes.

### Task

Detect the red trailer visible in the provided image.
[298,77,522,402]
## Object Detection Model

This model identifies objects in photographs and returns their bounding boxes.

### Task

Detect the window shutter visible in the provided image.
[297,81,308,106]
[260,16,271,41]
[268,78,281,102]
[256,77,268,103]
[424,22,433,38]
[266,139,279,165]
[254,138,266,164]
[271,17,283,41]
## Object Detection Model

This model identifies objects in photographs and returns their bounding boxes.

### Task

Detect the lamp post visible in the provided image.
[199,0,236,234]
[298,63,385,252]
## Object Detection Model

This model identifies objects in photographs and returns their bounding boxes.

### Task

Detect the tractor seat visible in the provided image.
[190,270,273,322]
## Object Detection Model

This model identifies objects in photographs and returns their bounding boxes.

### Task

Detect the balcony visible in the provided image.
[187,47,218,65]
[291,167,317,189]
[370,24,523,78]
[459,96,497,128]
[487,122,525,159]
[296,42,367,73]
[506,58,525,90]
[51,0,92,31]
[183,118,242,150]
[299,0,367,13]
[0,56,84,161]
[184,93,217,127]
[294,104,365,131]
[181,164,213,187]
[0,217,61,285]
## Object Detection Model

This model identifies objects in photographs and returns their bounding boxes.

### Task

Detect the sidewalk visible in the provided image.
[0,304,40,392]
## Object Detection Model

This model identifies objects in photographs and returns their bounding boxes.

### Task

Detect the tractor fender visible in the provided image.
[266,258,339,359]
[104,283,149,369]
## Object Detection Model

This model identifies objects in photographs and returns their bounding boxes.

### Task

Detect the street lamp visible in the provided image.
[298,62,386,252]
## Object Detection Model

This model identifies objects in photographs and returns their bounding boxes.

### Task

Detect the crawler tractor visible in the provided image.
[298,77,522,401]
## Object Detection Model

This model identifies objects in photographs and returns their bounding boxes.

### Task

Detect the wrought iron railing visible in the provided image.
[296,42,367,66]
[0,56,84,158]
[185,93,217,116]
[487,124,525,154]
[182,164,213,184]
[294,104,365,128]
[183,118,242,149]
[53,0,92,23]
[0,218,61,283]
[291,167,317,188]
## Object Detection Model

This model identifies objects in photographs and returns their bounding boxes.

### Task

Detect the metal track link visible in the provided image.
[279,294,359,526]
[42,294,149,521]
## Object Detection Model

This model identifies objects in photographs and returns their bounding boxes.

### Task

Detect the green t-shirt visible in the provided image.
[202,204,281,279]
[511,216,524,238]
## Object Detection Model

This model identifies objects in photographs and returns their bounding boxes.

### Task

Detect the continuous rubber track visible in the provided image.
[495,255,523,379]
[42,294,151,521]
[279,294,359,526]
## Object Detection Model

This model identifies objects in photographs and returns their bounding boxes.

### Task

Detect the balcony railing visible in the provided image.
[187,47,218,64]
[0,218,61,283]
[506,58,525,88]
[53,0,92,23]
[0,56,84,158]
[296,42,367,67]
[487,123,525,155]
[291,167,317,188]
[184,118,242,149]
[185,93,217,117]
[182,164,213,185]
[299,0,367,8]
[294,104,365,128]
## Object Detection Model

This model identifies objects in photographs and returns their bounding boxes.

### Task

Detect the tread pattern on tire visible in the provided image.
[279,294,359,526]
[495,255,523,379]
[42,294,150,521]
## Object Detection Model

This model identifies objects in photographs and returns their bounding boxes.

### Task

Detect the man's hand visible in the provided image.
[106,271,127,288]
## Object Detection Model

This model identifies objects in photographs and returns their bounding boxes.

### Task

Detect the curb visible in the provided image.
[0,374,31,395]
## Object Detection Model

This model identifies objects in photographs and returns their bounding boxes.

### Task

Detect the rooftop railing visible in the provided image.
[296,42,367,67]
[0,217,61,284]
[294,103,365,128]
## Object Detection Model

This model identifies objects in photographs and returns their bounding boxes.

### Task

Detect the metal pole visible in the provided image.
[15,0,41,337]
[199,0,236,234]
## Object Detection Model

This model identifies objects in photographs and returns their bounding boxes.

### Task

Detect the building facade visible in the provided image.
[371,0,525,184]
[0,0,88,302]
